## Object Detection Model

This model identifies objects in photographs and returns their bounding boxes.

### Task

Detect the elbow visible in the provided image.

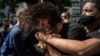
[73,49,86,55]
[73,45,87,55]
[77,41,100,56]
[77,50,89,56]
[77,51,86,56]
[66,49,86,55]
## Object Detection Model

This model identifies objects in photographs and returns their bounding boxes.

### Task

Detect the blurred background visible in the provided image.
[0,0,86,22]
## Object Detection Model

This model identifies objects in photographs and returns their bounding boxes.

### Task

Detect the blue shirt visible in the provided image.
[8,25,30,56]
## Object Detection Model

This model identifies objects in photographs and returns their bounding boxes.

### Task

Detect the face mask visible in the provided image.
[80,15,96,25]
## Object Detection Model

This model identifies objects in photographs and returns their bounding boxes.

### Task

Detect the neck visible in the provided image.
[16,21,20,26]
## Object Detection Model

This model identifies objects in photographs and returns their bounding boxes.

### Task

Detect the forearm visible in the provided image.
[47,44,62,56]
[45,37,85,54]
[36,32,100,55]
[79,38,100,55]
[45,37,100,55]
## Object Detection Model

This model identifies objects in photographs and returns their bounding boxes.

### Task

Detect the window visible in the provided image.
[72,1,80,7]
[73,9,80,16]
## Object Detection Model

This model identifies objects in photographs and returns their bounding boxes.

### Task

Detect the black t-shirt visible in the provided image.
[59,23,69,38]
[59,18,88,40]
[68,23,88,40]
[58,17,100,55]
[87,28,100,56]
[59,17,90,40]
[59,18,89,55]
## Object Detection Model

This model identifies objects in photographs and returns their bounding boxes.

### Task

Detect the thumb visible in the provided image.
[35,32,40,40]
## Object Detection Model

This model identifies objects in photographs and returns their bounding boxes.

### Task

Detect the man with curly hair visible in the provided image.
[34,1,100,56]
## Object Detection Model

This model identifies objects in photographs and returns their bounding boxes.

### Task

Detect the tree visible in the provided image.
[43,0,72,13]
[0,0,39,13]
[0,0,71,18]
[0,0,71,13]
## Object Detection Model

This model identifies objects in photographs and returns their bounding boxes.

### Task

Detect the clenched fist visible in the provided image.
[35,32,61,42]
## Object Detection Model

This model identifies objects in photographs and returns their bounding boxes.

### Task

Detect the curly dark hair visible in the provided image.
[32,2,62,29]
[16,7,36,39]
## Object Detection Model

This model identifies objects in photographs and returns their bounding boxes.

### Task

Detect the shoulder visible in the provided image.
[9,25,22,35]
[87,29,100,39]
[69,17,80,24]
[69,17,83,29]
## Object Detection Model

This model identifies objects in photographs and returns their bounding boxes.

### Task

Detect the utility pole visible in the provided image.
[80,0,83,16]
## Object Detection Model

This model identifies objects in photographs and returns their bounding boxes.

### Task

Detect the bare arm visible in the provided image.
[35,32,100,55]
[47,44,62,56]
[37,35,62,56]
[45,37,100,55]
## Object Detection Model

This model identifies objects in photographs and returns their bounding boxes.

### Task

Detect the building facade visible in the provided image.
[68,0,86,18]
[0,2,27,23]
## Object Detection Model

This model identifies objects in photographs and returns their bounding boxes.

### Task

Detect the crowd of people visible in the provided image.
[0,18,14,47]
[0,0,100,56]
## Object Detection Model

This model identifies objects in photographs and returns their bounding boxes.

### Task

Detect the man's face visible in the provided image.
[37,18,51,33]
[61,13,69,23]
[82,2,97,16]
[37,18,63,34]
[61,13,68,20]
[3,20,10,26]
[80,2,100,26]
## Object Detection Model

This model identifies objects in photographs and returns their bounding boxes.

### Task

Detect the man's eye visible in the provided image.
[85,9,93,12]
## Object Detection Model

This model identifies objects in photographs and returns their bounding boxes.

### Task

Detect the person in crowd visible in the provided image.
[0,7,43,56]
[32,2,85,56]
[60,12,70,38]
[0,19,12,47]
[31,2,63,56]
[61,12,70,24]
[61,11,86,40]
[34,0,100,56]
[8,19,14,30]
[0,23,3,47]
[0,19,11,38]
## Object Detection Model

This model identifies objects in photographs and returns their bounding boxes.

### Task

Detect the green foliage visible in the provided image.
[43,0,72,12]
[0,0,19,13]
[0,0,6,9]
[0,0,71,14]
[0,12,6,18]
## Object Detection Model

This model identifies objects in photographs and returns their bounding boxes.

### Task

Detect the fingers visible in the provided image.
[35,32,61,41]
[37,41,47,49]
[35,32,46,40]
[51,33,61,38]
